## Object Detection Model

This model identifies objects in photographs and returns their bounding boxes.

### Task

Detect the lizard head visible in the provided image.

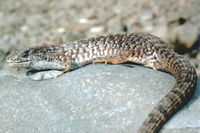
[7,47,46,69]
[7,46,66,70]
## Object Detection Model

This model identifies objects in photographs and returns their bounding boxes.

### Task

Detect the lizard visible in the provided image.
[6,33,197,133]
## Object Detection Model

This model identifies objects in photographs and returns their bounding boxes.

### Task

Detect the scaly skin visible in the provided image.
[7,33,197,133]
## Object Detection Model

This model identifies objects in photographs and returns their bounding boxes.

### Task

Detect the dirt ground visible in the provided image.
[0,0,200,75]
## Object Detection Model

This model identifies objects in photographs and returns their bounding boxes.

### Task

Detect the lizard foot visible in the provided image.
[27,66,72,80]
[27,70,64,80]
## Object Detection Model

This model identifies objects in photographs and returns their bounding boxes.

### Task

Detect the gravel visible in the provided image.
[0,0,200,70]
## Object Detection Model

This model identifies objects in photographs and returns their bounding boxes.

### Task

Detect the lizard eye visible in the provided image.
[20,51,30,58]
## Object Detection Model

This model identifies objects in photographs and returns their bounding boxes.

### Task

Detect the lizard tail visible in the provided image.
[138,51,197,133]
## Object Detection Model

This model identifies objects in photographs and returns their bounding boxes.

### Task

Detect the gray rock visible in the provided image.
[169,24,199,49]
[0,64,199,133]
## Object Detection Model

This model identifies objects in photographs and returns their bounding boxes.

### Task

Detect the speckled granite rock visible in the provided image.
[0,64,199,133]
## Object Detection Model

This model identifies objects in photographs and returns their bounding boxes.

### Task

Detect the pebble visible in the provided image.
[89,26,105,34]
[172,24,199,49]
[140,10,154,21]
[57,27,65,33]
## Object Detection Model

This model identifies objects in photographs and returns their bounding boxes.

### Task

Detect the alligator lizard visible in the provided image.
[7,33,197,133]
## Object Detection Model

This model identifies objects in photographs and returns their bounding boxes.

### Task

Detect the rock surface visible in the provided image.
[0,64,199,133]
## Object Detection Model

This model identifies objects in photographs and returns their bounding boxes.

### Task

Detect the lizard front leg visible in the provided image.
[28,65,72,80]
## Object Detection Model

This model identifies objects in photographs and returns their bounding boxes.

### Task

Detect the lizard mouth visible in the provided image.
[6,57,30,67]
[7,57,29,63]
